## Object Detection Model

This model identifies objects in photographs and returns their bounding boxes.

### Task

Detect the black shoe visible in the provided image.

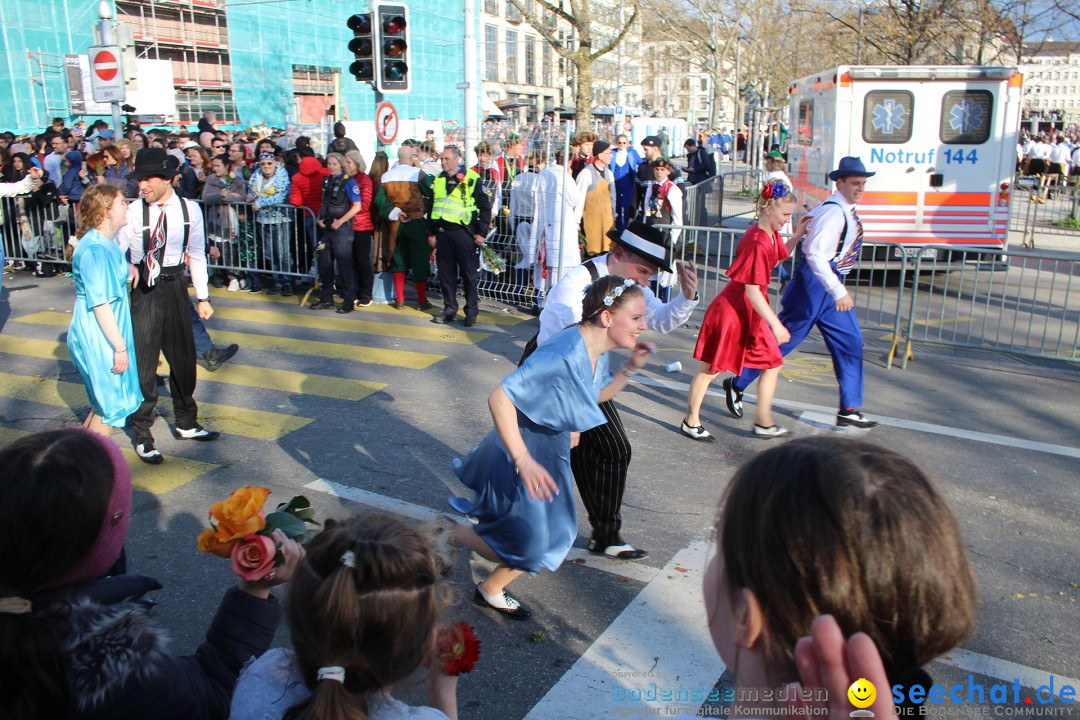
[473,585,531,620]
[336,304,354,314]
[723,377,744,419]
[463,316,477,327]
[267,285,282,295]
[210,275,225,288]
[136,442,164,464]
[155,374,167,387]
[201,343,239,372]
[393,300,406,309]
[310,301,334,310]
[174,425,221,441]
[281,285,294,297]
[836,409,879,428]
[587,538,648,560]
[431,314,455,324]
[418,301,434,311]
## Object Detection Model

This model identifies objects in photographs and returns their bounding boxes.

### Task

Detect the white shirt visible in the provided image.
[509,169,542,222]
[804,191,858,302]
[1049,142,1070,165]
[537,254,697,344]
[117,190,209,300]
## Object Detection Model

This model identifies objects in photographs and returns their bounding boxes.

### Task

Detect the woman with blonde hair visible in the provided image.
[66,183,142,437]
[344,150,375,307]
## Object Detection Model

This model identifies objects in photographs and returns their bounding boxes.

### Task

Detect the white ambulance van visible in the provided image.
[786,65,1023,260]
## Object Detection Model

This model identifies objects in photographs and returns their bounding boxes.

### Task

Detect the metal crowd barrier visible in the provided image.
[1,195,73,269]
[717,169,766,224]
[1010,178,1080,245]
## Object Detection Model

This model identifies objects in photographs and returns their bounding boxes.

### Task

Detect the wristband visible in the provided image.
[114,347,127,353]
[622,363,639,376]
[197,297,211,305]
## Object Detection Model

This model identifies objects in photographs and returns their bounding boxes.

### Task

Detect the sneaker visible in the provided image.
[310,300,334,310]
[267,285,282,295]
[463,316,477,327]
[473,584,531,620]
[753,424,790,438]
[246,285,262,294]
[680,419,715,442]
[135,442,164,464]
[431,314,455,324]
[239,278,250,290]
[280,284,294,297]
[174,425,221,441]
[836,409,879,428]
[356,299,372,307]
[723,377,744,419]
[226,278,240,292]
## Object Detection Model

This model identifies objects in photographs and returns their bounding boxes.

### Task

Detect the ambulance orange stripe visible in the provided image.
[924,192,991,206]
[861,192,918,204]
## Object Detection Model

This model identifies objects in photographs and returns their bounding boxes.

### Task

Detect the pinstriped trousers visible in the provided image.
[570,399,633,546]
[129,274,199,444]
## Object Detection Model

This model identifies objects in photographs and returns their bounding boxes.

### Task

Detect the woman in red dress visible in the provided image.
[682,180,806,440]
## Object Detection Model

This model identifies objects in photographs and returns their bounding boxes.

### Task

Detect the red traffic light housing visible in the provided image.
[347,13,375,83]
[376,5,410,93]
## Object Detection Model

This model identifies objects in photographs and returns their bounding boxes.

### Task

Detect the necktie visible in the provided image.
[835,207,863,275]
[145,204,167,286]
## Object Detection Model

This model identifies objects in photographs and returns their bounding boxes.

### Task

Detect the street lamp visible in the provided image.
[732,34,750,172]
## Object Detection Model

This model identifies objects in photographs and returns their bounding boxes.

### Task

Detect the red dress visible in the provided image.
[694,225,790,374]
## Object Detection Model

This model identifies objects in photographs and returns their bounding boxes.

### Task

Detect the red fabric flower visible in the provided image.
[761,182,774,199]
[455,172,465,181]
[438,621,481,676]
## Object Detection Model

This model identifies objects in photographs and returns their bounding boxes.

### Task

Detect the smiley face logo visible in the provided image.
[848,678,877,709]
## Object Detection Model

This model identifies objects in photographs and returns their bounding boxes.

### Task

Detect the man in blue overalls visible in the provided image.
[723,156,879,428]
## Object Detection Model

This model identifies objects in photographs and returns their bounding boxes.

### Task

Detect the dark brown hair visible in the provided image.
[718,436,975,684]
[283,513,445,720]
[581,274,645,324]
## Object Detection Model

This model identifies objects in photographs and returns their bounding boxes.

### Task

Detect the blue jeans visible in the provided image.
[258,221,292,287]
[188,300,212,357]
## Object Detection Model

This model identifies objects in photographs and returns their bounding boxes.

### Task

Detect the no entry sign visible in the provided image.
[89,45,125,103]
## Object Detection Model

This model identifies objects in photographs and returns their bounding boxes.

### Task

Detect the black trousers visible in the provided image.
[129,274,198,444]
[353,229,374,303]
[435,225,479,319]
[317,222,356,306]
[570,399,633,546]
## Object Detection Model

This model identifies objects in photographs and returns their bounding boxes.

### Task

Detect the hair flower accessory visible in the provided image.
[761,180,789,201]
[602,278,635,306]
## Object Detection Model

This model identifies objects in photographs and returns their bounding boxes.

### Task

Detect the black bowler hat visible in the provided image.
[131,148,173,180]
[606,221,673,273]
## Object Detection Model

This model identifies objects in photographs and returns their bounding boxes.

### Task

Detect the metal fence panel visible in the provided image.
[1009,177,1080,244]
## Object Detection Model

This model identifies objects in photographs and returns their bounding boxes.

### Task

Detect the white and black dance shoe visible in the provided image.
[135,442,164,465]
[723,377,744,419]
[836,409,879,428]
[473,584,532,620]
[588,538,648,560]
[752,424,790,438]
[680,419,715,442]
[174,425,221,441]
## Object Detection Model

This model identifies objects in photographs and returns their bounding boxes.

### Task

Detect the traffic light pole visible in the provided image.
[374,88,385,152]
[97,0,125,136]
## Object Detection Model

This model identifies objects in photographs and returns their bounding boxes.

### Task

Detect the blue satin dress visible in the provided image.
[451,327,612,573]
[67,228,143,427]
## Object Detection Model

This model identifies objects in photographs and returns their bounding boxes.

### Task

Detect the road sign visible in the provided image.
[89,45,125,103]
[375,101,399,143]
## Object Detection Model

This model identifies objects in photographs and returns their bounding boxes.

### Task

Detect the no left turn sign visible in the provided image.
[375,101,399,144]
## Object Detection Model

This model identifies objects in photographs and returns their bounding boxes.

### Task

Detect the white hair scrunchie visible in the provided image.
[340,550,356,568]
[317,666,346,683]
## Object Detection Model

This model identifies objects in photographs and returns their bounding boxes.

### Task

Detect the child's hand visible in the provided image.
[772,322,791,345]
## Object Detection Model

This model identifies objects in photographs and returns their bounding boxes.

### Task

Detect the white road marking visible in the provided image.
[523,541,724,720]
[935,650,1080,703]
[636,376,1080,460]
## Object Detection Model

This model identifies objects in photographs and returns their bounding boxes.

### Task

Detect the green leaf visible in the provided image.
[265,511,309,539]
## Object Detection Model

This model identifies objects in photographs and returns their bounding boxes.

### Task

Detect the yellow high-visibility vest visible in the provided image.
[431,169,480,227]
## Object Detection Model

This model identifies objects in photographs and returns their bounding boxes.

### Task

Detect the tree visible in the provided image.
[507,0,639,122]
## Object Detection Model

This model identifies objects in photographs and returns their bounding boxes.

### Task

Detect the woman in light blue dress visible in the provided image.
[450,275,655,620]
[67,183,142,437]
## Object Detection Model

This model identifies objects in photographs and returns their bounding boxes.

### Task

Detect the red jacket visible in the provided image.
[289,156,328,218]
[351,172,374,232]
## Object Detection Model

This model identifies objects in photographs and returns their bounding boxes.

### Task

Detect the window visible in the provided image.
[542,42,552,87]
[485,25,498,81]
[525,36,536,85]
[940,90,993,144]
[506,29,518,83]
[506,0,521,22]
[862,90,914,144]
[797,100,814,146]
[700,77,708,92]
[485,0,499,14]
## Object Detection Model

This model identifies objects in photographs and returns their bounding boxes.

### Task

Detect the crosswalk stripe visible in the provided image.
[0,335,385,402]
[203,286,529,325]
[0,371,312,442]
[206,305,489,345]
[13,312,447,369]
[0,426,218,495]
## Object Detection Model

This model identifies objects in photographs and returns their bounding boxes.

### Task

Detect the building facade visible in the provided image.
[1019,41,1080,128]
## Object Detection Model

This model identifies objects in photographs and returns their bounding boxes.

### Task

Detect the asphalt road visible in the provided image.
[0,265,1077,720]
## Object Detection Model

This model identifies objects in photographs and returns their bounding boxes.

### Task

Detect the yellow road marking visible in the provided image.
[207,305,488,345]
[0,334,385,402]
[0,371,312,442]
[0,426,217,494]
[14,312,446,369]
[202,286,528,325]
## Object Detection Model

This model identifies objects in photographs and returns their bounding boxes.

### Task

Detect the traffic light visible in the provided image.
[376,4,410,93]
[347,12,375,83]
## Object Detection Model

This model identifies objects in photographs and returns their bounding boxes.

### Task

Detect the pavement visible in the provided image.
[0,265,1078,720]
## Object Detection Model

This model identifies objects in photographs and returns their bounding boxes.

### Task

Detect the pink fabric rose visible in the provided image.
[230,533,276,581]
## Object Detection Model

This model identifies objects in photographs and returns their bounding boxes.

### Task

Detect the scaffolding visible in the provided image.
[27,50,70,127]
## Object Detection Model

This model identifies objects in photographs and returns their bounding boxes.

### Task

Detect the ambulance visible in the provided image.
[785,65,1023,260]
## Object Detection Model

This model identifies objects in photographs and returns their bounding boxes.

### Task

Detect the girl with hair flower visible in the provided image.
[681,180,807,441]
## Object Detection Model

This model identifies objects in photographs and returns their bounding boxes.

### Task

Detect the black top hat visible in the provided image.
[132,148,173,180]
[606,221,673,273]
[828,156,876,181]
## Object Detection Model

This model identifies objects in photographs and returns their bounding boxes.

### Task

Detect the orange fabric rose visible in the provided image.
[197,528,239,558]
[208,486,270,542]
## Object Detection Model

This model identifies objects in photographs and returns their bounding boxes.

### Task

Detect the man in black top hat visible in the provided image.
[118,148,221,464]
[537,222,699,559]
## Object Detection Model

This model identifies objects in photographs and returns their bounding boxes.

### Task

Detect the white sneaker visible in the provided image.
[753,424,790,438]
[226,278,239,292]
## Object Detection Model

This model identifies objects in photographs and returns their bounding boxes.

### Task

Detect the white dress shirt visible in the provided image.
[804,191,858,302]
[118,190,209,300]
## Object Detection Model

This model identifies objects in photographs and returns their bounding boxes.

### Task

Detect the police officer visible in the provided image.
[422,146,492,327]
